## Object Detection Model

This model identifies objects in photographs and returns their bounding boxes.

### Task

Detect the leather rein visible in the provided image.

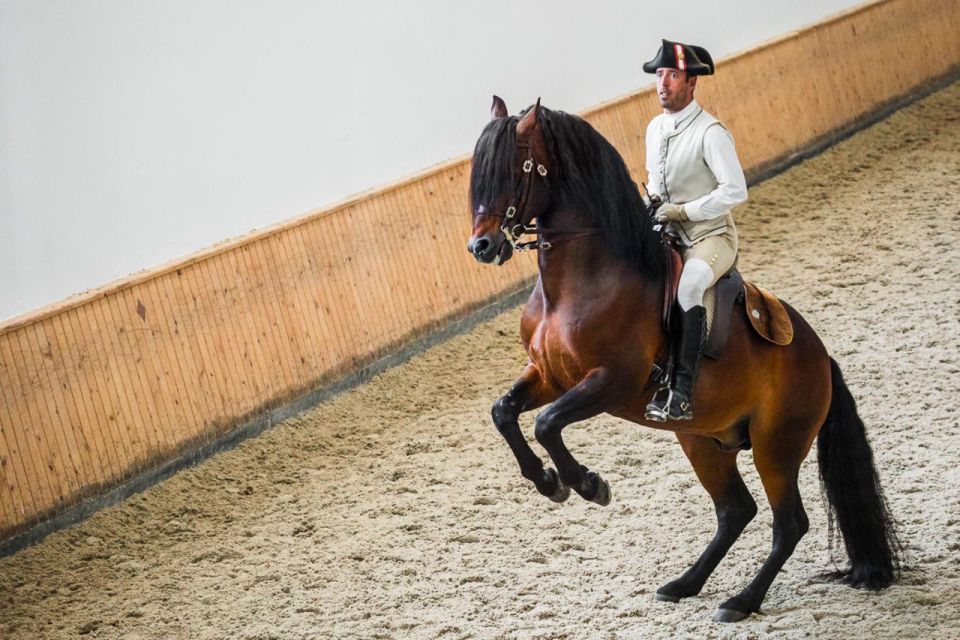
[474,141,598,252]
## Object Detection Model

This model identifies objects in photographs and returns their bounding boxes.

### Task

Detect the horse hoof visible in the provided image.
[654,592,679,603]
[543,468,570,503]
[713,608,751,623]
[589,473,612,506]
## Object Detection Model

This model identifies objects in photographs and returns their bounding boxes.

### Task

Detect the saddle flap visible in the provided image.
[703,267,743,359]
[743,281,794,346]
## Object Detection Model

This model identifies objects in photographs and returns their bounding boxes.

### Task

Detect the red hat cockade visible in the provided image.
[643,39,715,76]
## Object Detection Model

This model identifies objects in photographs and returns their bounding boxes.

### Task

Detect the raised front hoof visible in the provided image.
[713,608,752,623]
[541,468,571,503]
[586,471,612,507]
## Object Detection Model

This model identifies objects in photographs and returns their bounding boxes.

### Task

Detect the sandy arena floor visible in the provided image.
[1,83,958,640]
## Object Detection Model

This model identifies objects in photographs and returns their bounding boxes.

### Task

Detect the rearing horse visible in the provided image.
[467,96,900,622]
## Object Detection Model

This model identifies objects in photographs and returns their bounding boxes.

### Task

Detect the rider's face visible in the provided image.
[656,68,697,113]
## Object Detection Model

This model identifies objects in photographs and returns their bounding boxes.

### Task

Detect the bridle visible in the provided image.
[474,140,598,252]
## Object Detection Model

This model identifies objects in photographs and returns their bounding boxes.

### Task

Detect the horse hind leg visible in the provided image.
[491,364,568,502]
[714,429,812,623]
[656,433,758,603]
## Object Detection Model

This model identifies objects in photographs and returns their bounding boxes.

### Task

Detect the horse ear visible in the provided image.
[517,97,541,138]
[491,95,508,120]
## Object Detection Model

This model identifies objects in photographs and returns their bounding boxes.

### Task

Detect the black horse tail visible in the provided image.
[817,357,901,589]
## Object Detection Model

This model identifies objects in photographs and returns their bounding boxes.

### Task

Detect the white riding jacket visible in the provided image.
[645,100,748,246]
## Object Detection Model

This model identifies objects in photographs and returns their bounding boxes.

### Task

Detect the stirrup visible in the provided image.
[645,388,672,423]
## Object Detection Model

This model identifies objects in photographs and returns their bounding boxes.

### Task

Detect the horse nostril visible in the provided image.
[473,238,490,256]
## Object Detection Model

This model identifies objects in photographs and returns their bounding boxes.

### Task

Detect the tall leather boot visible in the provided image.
[667,305,707,420]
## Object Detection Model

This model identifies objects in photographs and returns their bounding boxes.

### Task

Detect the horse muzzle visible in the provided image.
[468,234,514,265]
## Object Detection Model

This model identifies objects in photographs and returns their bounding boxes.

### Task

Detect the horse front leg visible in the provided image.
[534,367,620,506]
[491,363,567,501]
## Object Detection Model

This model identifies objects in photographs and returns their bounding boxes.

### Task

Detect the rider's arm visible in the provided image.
[683,124,747,221]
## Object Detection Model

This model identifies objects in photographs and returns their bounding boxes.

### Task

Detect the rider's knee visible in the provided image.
[678,258,714,311]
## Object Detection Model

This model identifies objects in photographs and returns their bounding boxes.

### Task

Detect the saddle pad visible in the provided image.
[743,281,794,346]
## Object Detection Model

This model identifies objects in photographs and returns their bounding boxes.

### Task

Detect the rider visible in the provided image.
[642,39,748,422]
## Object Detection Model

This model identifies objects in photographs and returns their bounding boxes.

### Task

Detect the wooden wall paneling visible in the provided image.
[434,168,485,312]
[373,190,422,342]
[286,224,337,379]
[412,174,463,314]
[5,327,59,516]
[384,186,429,340]
[257,234,312,391]
[327,209,372,367]
[111,287,173,461]
[167,264,222,443]
[0,347,32,525]
[118,285,179,452]
[84,298,142,473]
[405,181,451,328]
[60,307,123,486]
[205,251,264,419]
[237,241,297,398]
[11,328,74,509]
[33,319,96,494]
[221,246,279,408]
[403,179,450,318]
[24,322,85,500]
[317,213,363,375]
[179,261,233,425]
[0,408,20,526]
[265,233,313,388]
[88,296,149,474]
[350,199,396,353]
[46,293,104,494]
[146,275,198,447]
[270,228,319,385]
[148,272,201,448]
[291,223,341,382]
[298,218,348,380]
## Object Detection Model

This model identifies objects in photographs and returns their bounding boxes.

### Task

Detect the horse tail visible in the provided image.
[817,357,902,589]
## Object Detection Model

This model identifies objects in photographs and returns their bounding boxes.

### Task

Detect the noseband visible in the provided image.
[474,142,597,252]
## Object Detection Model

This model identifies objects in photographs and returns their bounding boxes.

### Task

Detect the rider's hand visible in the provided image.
[654,202,688,223]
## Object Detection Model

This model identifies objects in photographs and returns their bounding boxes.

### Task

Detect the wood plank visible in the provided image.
[31,320,91,494]
[47,312,107,488]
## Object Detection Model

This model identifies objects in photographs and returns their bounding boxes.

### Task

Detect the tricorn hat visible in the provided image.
[643,39,715,76]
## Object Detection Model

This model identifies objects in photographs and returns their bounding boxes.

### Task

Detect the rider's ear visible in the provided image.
[491,95,508,120]
[516,97,541,139]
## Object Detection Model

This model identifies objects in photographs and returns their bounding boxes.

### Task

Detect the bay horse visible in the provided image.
[466,96,900,622]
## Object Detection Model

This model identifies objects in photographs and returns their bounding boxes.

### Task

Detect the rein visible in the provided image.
[474,142,598,252]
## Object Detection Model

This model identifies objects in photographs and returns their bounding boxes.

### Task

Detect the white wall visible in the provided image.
[0,0,865,322]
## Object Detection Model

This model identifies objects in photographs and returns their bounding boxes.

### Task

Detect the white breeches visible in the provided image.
[677,259,715,311]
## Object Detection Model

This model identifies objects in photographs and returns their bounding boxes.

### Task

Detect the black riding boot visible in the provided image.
[645,305,707,422]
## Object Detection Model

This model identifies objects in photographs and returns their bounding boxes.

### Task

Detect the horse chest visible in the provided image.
[527,318,587,391]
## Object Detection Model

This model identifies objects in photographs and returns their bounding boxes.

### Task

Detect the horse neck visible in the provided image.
[535,205,662,308]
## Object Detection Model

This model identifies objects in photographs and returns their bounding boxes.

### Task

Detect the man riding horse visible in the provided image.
[642,39,749,422]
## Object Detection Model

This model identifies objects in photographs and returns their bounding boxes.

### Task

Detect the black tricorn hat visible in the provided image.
[643,39,715,76]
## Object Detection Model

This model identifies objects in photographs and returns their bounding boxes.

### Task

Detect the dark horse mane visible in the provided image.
[470,105,663,277]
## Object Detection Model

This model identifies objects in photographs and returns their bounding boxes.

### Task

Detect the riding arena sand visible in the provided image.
[1,82,958,640]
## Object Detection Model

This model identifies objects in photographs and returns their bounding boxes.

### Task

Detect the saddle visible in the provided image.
[660,235,792,361]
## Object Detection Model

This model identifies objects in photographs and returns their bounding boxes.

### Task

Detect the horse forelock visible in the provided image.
[469,116,519,214]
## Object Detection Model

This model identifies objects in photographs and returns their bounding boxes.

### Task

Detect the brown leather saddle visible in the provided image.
[661,234,743,360]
